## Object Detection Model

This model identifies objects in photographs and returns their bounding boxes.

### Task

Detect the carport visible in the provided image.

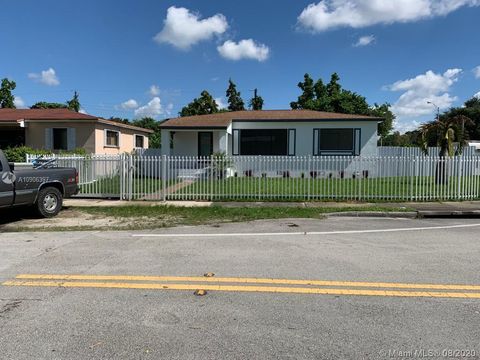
[0,122,25,148]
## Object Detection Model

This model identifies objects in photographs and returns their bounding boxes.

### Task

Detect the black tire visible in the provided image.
[36,186,63,218]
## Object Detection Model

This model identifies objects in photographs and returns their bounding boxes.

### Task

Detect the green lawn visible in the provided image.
[171,176,480,201]
[79,176,166,198]
[77,175,480,202]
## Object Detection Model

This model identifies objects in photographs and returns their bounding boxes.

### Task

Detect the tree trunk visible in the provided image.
[435,157,449,185]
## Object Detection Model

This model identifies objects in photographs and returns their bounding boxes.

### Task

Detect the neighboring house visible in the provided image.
[0,109,153,154]
[467,141,480,153]
[160,110,381,157]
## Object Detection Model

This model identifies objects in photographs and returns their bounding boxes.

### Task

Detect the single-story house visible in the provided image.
[0,109,153,154]
[160,110,381,157]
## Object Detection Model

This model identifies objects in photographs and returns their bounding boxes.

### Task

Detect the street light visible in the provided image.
[427,101,440,122]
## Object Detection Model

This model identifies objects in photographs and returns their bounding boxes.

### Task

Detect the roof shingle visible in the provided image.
[0,108,98,122]
[160,110,381,128]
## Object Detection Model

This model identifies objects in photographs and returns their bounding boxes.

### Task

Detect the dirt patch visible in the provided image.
[0,209,147,232]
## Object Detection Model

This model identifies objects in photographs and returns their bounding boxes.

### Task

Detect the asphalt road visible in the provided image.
[1,217,480,360]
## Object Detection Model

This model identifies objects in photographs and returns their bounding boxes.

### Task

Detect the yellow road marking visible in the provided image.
[3,280,480,299]
[14,274,480,291]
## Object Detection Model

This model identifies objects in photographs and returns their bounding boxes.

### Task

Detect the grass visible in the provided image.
[174,176,480,201]
[78,204,414,226]
[77,175,480,202]
[79,176,167,197]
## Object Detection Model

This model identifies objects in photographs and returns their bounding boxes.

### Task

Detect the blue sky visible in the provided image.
[1,0,480,132]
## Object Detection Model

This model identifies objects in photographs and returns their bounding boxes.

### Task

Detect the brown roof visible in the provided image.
[160,110,381,128]
[98,119,154,134]
[0,108,153,133]
[0,108,99,121]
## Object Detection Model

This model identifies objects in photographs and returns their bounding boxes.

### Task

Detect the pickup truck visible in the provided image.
[0,149,79,217]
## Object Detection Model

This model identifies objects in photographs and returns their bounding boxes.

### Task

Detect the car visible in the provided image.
[0,149,79,217]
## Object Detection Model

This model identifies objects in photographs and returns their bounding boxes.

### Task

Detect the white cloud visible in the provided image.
[473,66,480,79]
[154,6,228,50]
[79,108,87,114]
[214,97,227,109]
[474,91,480,99]
[395,119,421,134]
[165,103,174,116]
[298,0,480,32]
[28,67,60,86]
[217,39,270,62]
[13,96,26,109]
[120,99,139,110]
[134,97,162,118]
[354,35,375,47]
[149,85,160,97]
[388,68,462,119]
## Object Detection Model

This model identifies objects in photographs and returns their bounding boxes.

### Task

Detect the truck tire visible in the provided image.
[36,187,63,218]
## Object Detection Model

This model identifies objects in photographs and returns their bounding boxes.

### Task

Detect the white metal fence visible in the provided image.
[26,153,480,202]
[378,146,478,157]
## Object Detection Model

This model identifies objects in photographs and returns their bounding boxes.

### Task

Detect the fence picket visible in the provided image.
[24,152,480,202]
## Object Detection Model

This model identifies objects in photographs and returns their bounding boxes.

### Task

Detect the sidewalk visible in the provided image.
[64,199,480,217]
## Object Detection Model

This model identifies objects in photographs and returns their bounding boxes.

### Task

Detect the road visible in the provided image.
[1,217,480,359]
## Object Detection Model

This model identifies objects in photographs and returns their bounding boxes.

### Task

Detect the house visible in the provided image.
[160,110,381,157]
[0,109,153,154]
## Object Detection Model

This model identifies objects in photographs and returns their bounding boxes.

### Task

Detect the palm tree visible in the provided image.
[420,115,473,184]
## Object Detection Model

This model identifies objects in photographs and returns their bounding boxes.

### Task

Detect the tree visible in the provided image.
[226,79,245,111]
[31,102,67,109]
[290,72,370,115]
[420,114,474,184]
[441,96,480,141]
[291,72,395,140]
[382,130,420,147]
[249,89,264,110]
[290,74,316,110]
[370,103,395,141]
[420,115,473,157]
[132,117,161,148]
[67,91,81,112]
[0,78,17,108]
[180,90,219,117]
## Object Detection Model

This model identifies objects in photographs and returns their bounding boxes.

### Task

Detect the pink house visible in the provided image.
[0,109,153,154]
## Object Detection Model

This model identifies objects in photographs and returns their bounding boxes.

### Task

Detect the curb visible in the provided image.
[417,210,480,218]
[326,211,419,219]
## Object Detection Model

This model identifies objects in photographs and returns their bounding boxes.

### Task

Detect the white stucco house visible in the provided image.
[160,110,381,157]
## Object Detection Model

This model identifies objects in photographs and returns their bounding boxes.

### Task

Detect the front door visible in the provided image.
[198,132,213,157]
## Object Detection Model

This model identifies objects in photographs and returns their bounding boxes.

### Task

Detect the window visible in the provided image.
[240,129,288,155]
[320,129,354,151]
[53,128,68,150]
[313,128,361,156]
[105,130,120,147]
[135,135,144,148]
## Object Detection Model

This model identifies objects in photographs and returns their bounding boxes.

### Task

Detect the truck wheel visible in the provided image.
[36,187,63,218]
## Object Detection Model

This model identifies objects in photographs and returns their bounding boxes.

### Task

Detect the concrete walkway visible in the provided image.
[63,198,480,216]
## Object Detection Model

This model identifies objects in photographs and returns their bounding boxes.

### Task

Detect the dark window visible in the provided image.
[53,128,68,150]
[319,129,354,152]
[135,135,144,148]
[198,132,213,157]
[106,130,119,147]
[240,129,288,155]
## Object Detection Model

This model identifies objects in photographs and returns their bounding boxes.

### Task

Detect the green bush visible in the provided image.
[3,146,88,162]
[3,147,50,162]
